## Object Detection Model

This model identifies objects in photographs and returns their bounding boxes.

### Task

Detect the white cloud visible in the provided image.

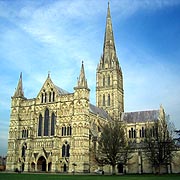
[113,0,180,18]
[0,0,180,156]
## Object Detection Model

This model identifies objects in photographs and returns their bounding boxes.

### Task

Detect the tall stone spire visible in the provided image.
[13,72,24,98]
[103,2,117,65]
[96,2,124,119]
[76,61,88,89]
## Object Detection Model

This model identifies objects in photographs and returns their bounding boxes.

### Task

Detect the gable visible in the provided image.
[36,76,69,103]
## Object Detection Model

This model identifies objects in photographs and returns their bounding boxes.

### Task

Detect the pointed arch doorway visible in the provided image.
[37,156,46,171]
[117,163,123,173]
[63,163,67,172]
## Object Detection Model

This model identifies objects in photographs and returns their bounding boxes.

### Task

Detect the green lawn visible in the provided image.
[0,173,180,180]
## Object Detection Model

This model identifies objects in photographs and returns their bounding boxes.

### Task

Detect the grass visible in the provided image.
[0,173,180,180]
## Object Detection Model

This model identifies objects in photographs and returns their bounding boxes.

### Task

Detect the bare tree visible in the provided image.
[94,120,131,175]
[144,107,176,174]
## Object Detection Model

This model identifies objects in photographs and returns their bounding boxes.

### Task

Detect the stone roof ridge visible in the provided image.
[54,85,70,95]
[89,103,110,120]
[122,109,159,123]
[124,109,159,113]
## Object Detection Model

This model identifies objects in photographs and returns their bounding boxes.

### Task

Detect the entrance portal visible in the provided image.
[21,163,24,172]
[37,156,46,171]
[63,163,67,172]
[31,162,35,171]
[117,163,123,173]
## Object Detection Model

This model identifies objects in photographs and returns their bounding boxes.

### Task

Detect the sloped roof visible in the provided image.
[54,85,70,95]
[89,104,110,119]
[122,110,159,123]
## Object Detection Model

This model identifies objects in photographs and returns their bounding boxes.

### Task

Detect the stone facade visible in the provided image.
[6,3,180,174]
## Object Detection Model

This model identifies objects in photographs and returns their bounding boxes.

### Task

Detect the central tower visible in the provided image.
[96,3,124,119]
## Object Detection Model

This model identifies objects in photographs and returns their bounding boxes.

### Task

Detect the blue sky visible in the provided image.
[0,0,180,155]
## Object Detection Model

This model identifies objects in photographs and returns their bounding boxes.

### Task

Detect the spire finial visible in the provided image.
[48,71,51,78]
[13,72,24,98]
[76,61,88,89]
[102,0,117,66]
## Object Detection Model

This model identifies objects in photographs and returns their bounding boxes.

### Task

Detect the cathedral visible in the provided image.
[6,3,180,174]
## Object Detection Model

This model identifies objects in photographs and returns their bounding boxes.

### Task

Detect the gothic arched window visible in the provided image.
[53,91,55,102]
[108,75,110,86]
[41,93,43,103]
[64,126,66,136]
[38,114,42,136]
[66,144,70,157]
[139,129,142,138]
[62,142,70,157]
[22,129,25,138]
[103,95,105,106]
[61,127,64,136]
[108,94,110,106]
[142,127,145,138]
[49,92,51,102]
[129,130,131,138]
[26,130,28,138]
[131,128,133,138]
[51,112,55,136]
[133,130,136,138]
[21,144,26,157]
[44,108,49,136]
[103,75,105,86]
[67,125,72,136]
[45,92,47,103]
[62,144,65,157]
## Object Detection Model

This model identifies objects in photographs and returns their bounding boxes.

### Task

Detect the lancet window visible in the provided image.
[108,75,110,86]
[103,95,105,106]
[41,90,55,103]
[44,108,49,136]
[38,114,42,136]
[129,128,136,138]
[38,110,56,137]
[51,112,55,136]
[62,141,70,157]
[22,129,28,138]
[108,94,110,106]
[62,125,72,136]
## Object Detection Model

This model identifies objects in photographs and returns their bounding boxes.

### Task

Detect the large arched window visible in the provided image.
[44,108,49,136]
[62,142,70,157]
[38,114,42,136]
[51,112,55,136]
